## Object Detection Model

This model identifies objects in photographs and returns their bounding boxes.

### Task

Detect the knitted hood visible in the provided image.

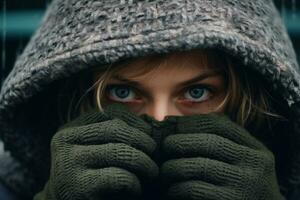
[0,0,300,199]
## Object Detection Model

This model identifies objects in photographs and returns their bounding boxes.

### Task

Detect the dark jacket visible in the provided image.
[0,0,300,199]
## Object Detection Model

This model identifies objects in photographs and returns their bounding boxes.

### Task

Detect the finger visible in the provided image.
[162,133,272,167]
[165,180,236,200]
[103,103,152,135]
[74,167,142,199]
[58,118,157,156]
[58,103,152,135]
[160,157,244,187]
[176,113,267,150]
[58,108,112,131]
[73,143,159,182]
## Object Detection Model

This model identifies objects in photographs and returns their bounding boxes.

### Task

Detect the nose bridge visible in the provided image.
[147,96,177,122]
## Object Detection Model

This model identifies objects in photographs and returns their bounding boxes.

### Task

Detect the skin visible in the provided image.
[101,50,227,121]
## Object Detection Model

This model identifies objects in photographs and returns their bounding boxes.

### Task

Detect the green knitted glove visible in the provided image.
[33,103,159,200]
[160,113,285,200]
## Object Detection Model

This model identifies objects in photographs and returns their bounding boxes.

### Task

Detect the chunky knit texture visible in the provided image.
[34,103,159,200]
[160,113,285,200]
[35,103,286,199]
[0,0,299,199]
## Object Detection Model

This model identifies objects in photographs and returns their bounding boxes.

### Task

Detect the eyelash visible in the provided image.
[104,84,214,105]
[178,84,214,105]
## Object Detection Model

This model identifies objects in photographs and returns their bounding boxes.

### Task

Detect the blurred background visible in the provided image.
[0,0,299,86]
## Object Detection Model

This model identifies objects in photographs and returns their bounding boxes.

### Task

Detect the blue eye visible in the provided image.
[106,85,137,102]
[183,85,211,102]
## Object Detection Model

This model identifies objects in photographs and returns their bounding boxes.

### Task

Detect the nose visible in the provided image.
[144,99,181,121]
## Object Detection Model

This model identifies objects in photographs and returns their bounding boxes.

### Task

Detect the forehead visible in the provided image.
[115,49,223,78]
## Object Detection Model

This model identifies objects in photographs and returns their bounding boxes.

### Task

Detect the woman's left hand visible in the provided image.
[160,113,285,200]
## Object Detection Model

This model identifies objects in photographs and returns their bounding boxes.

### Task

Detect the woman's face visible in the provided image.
[101,50,227,121]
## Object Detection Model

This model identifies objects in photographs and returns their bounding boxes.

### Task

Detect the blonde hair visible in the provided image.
[58,49,287,132]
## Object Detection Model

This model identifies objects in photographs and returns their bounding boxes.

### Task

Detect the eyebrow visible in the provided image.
[111,68,224,87]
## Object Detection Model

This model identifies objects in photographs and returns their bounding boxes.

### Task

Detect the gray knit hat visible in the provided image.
[0,0,300,199]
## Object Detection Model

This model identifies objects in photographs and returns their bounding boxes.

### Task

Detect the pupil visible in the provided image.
[116,87,129,98]
[190,88,203,98]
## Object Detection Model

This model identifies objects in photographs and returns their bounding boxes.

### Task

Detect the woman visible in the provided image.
[0,0,299,199]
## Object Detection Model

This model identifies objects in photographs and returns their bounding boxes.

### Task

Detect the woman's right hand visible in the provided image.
[33,103,159,200]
